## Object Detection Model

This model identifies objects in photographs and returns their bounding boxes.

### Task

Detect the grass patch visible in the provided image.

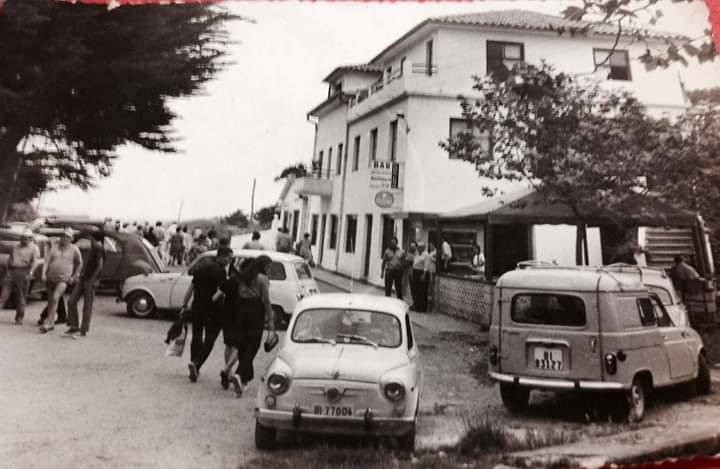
[455,413,578,457]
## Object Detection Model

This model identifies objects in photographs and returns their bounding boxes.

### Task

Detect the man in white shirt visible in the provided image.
[471,243,485,276]
[441,240,452,271]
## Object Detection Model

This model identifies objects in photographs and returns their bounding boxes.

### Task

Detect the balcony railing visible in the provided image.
[307,160,334,180]
[349,62,439,107]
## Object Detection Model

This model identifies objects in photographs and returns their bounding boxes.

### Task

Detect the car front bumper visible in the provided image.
[488,371,625,391]
[255,407,415,436]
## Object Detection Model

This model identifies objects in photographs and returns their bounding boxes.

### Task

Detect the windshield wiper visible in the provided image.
[297,336,336,345]
[336,333,378,348]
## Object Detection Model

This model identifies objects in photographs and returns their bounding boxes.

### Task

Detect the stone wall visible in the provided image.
[435,274,494,326]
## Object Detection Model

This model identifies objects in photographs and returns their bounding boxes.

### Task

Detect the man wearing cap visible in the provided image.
[0,230,41,324]
[40,229,83,333]
[242,231,264,250]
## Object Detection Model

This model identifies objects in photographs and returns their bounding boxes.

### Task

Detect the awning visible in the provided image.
[440,189,697,227]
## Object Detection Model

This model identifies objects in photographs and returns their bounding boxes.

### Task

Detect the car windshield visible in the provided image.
[291,308,402,348]
[141,238,166,272]
[294,262,312,280]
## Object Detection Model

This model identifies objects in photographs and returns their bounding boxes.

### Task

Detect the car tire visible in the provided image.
[696,353,712,396]
[625,377,647,423]
[500,383,530,412]
[397,425,416,452]
[254,419,276,451]
[126,291,156,319]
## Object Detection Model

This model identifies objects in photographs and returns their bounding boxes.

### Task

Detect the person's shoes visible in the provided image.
[39,325,54,334]
[220,370,230,390]
[63,327,80,337]
[54,317,67,325]
[14,317,23,325]
[73,331,87,339]
[37,318,44,326]
[231,374,243,398]
[188,362,199,383]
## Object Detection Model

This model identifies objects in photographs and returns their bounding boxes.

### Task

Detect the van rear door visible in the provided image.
[498,289,602,381]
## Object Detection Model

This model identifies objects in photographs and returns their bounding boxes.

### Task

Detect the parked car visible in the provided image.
[0,229,50,306]
[254,293,422,451]
[488,265,711,422]
[120,249,318,323]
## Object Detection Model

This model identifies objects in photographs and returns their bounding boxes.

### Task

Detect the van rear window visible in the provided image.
[511,294,586,327]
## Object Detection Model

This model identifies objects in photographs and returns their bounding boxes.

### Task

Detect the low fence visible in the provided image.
[435,273,494,327]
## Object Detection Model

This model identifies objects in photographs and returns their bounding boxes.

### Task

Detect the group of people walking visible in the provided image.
[1,228,104,338]
[181,248,276,398]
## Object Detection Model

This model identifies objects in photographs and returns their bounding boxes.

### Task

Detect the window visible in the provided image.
[448,118,489,160]
[428,229,477,263]
[291,308,402,348]
[337,143,343,175]
[352,135,360,171]
[487,41,524,80]
[369,128,378,164]
[267,261,287,281]
[329,215,338,249]
[425,40,434,76]
[512,294,586,327]
[399,56,406,77]
[345,215,357,253]
[294,262,312,280]
[650,296,674,327]
[385,66,392,82]
[636,298,657,327]
[327,147,333,178]
[310,214,319,245]
[405,314,414,349]
[389,120,398,162]
[317,150,324,178]
[593,49,631,81]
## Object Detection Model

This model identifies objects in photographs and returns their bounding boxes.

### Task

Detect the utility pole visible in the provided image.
[176,199,184,225]
[250,177,256,226]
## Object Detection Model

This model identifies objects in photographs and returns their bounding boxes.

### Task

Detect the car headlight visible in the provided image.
[384,382,405,402]
[267,373,289,395]
[296,291,304,300]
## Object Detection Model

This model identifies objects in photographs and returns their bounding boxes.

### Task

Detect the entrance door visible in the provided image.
[381,215,394,254]
[491,224,530,278]
[364,214,373,279]
[292,210,300,242]
[319,214,327,265]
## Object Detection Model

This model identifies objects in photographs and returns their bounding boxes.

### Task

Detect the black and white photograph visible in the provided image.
[1,0,720,467]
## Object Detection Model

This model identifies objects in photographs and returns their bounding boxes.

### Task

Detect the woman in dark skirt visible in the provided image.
[220,255,275,397]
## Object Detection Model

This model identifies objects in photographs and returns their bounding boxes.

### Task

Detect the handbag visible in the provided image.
[165,323,187,357]
[263,330,279,353]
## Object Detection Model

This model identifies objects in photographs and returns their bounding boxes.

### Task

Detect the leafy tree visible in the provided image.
[441,63,672,264]
[0,0,242,223]
[559,0,716,70]
[222,209,250,228]
[253,204,278,226]
[688,87,720,104]
[275,163,309,181]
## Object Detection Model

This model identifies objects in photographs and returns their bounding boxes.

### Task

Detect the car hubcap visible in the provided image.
[631,385,644,416]
[135,298,149,313]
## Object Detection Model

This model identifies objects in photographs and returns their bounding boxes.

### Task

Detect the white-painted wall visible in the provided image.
[533,225,603,266]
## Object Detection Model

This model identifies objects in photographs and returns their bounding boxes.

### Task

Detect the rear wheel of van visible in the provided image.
[500,383,530,412]
[696,354,712,396]
[625,378,647,423]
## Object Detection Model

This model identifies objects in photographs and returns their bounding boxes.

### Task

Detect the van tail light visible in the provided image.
[489,345,498,366]
[604,353,617,375]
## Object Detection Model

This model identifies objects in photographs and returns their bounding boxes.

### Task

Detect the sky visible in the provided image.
[41,0,720,222]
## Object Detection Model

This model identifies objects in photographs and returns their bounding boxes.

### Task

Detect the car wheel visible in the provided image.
[696,353,712,396]
[500,383,530,412]
[397,425,416,452]
[126,292,156,319]
[254,419,276,450]
[625,377,647,423]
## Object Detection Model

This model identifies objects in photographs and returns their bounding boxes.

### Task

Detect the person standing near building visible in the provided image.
[0,230,41,325]
[381,237,405,299]
[404,241,417,305]
[441,239,453,271]
[275,227,292,253]
[155,222,167,261]
[471,243,485,276]
[169,227,185,267]
[64,231,105,338]
[411,243,428,312]
[295,233,313,265]
[243,231,265,250]
[424,242,437,311]
[181,247,233,383]
[40,229,83,333]
[220,255,275,398]
[669,255,701,301]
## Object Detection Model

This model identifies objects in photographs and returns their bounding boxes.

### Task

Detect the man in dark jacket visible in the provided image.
[181,246,233,382]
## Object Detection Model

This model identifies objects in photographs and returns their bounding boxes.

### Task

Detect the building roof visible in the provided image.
[430,9,686,40]
[322,64,385,83]
[306,92,352,118]
[369,9,686,64]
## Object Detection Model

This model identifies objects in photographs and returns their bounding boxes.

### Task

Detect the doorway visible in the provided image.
[319,214,327,265]
[364,214,373,279]
[381,215,394,254]
[491,224,531,278]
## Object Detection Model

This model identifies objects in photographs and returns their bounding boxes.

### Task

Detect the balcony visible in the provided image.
[293,161,334,197]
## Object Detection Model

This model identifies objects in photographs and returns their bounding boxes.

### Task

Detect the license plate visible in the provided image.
[534,347,563,370]
[313,404,354,417]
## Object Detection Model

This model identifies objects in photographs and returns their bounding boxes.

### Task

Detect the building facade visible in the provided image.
[278,9,689,287]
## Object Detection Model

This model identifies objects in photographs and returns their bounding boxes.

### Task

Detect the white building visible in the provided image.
[278,9,690,287]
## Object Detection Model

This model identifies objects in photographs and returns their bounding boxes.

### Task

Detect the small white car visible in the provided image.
[120,249,319,325]
[255,293,423,451]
